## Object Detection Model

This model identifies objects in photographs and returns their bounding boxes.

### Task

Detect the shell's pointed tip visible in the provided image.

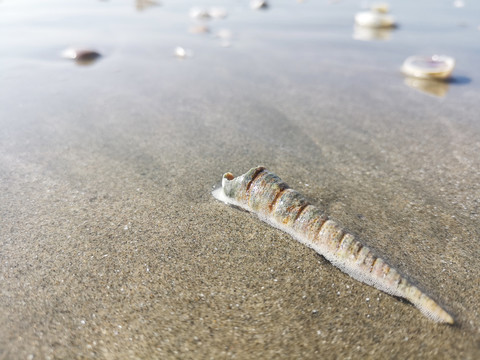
[445,313,455,325]
[431,306,455,325]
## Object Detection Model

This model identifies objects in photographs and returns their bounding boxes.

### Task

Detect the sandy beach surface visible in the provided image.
[1,0,480,358]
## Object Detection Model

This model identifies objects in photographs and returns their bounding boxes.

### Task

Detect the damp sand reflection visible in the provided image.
[352,25,394,41]
[404,75,471,97]
[404,77,450,97]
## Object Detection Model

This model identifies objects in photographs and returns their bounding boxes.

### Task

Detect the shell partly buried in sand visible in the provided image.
[402,55,455,80]
[213,166,454,324]
[62,48,101,63]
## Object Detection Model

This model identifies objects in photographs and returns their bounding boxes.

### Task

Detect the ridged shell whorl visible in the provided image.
[221,166,268,204]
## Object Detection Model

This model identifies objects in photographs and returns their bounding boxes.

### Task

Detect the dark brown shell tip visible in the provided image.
[224,172,234,180]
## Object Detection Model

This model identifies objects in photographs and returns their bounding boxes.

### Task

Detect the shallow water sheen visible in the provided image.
[1,0,480,359]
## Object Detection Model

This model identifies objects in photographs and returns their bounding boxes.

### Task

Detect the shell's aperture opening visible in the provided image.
[221,172,235,193]
[213,172,238,204]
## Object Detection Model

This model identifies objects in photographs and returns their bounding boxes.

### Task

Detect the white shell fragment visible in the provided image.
[174,47,193,59]
[402,55,455,80]
[355,11,395,28]
[250,0,268,10]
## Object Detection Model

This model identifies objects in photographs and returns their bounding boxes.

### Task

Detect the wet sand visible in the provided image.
[1,0,480,358]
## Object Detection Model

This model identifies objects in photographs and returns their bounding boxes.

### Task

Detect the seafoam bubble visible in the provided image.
[402,55,455,80]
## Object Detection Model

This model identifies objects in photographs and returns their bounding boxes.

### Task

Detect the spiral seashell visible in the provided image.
[213,166,454,324]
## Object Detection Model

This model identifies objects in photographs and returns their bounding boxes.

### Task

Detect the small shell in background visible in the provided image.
[189,7,210,20]
[250,0,268,10]
[402,55,455,80]
[174,47,193,59]
[62,48,101,64]
[208,7,228,19]
[354,11,395,28]
[355,3,395,28]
